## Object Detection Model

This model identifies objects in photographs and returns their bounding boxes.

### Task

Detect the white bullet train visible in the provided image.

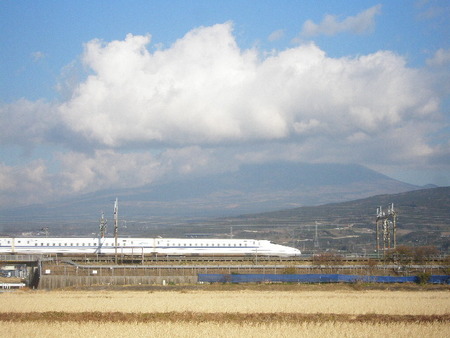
[0,237,301,257]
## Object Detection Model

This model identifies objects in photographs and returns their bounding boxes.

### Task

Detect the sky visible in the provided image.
[0,0,449,208]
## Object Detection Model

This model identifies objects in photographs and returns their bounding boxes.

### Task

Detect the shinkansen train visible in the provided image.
[0,237,301,257]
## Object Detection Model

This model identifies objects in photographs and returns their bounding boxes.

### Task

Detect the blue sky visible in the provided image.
[0,0,449,207]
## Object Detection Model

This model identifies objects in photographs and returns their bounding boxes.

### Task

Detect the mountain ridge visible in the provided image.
[0,162,420,223]
[218,186,450,252]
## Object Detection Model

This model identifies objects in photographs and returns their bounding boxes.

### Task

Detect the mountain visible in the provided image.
[219,186,450,252]
[0,162,419,227]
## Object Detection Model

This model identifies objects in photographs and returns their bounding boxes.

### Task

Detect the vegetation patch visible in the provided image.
[1,312,449,324]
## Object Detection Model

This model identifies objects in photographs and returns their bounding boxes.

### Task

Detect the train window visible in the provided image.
[239,244,242,246]
[47,243,49,246]
[41,243,44,246]
[53,243,56,246]
[17,240,20,243]
[35,243,38,246]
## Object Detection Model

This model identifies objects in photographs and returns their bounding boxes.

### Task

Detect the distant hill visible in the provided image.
[220,186,450,253]
[0,172,447,254]
[0,162,419,226]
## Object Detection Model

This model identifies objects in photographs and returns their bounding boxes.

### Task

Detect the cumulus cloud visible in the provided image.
[426,49,450,99]
[59,22,437,150]
[0,160,54,206]
[57,145,233,195]
[426,48,450,67]
[268,29,284,42]
[0,22,448,206]
[58,150,161,193]
[60,25,260,145]
[299,5,382,37]
[0,99,59,147]
[0,146,222,207]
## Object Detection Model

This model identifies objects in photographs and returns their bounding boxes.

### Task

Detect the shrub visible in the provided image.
[416,272,431,285]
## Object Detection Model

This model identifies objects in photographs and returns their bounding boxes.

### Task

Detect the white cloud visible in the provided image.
[58,146,221,195]
[268,29,284,42]
[426,48,450,67]
[0,22,448,207]
[59,150,161,193]
[0,146,220,207]
[299,5,382,37]
[0,160,54,206]
[426,49,450,102]
[0,99,59,147]
[59,23,437,151]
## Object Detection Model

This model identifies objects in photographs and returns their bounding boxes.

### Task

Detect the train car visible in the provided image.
[0,237,301,257]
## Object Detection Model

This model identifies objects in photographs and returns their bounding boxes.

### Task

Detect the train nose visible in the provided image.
[290,248,301,256]
[283,247,301,256]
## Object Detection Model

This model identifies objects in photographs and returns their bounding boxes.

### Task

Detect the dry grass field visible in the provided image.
[1,321,448,338]
[1,288,449,337]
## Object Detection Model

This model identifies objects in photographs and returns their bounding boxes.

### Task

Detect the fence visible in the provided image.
[198,273,450,284]
[39,275,197,289]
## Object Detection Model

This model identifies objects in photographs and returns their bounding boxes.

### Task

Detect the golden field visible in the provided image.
[1,288,449,337]
[1,289,449,314]
[1,321,449,338]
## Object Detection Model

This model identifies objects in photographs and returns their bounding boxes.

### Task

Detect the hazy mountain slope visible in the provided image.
[0,162,419,224]
[222,186,450,252]
[235,186,450,224]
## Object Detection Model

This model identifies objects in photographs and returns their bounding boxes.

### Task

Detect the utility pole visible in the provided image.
[314,221,320,250]
[114,198,118,264]
[99,212,107,238]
